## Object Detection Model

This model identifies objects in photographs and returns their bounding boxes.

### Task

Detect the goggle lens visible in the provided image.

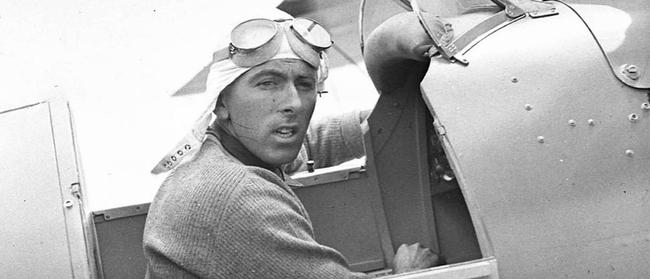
[231,19,278,50]
[220,18,332,68]
[291,18,332,49]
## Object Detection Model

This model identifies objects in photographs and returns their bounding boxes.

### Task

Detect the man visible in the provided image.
[144,15,438,278]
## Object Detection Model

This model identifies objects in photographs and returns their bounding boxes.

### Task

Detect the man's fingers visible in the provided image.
[407,242,422,251]
[393,242,443,273]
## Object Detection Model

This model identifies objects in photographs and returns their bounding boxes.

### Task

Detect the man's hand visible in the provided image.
[392,243,440,274]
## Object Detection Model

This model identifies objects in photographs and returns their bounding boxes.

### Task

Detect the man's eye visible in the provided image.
[297,81,316,91]
[257,80,278,88]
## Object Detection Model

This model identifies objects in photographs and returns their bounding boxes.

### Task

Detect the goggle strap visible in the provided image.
[319,51,329,82]
[284,24,321,68]
[212,47,231,63]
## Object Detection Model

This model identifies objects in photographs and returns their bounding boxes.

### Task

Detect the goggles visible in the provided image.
[212,18,333,69]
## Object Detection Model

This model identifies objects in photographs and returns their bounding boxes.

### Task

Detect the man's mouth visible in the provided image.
[274,127,296,138]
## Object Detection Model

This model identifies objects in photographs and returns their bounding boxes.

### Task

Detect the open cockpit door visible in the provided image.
[1,98,96,278]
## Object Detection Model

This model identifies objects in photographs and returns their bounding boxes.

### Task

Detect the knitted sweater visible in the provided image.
[143,112,368,278]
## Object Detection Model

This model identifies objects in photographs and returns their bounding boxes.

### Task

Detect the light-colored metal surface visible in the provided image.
[564,0,650,88]
[448,11,523,62]
[1,99,95,278]
[383,257,498,279]
[421,2,650,277]
[292,159,366,186]
[421,0,557,64]
[1,102,72,277]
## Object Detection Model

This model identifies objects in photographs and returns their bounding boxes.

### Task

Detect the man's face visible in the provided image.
[219,58,318,167]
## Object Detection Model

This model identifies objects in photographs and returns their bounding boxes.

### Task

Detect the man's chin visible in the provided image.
[262,148,302,167]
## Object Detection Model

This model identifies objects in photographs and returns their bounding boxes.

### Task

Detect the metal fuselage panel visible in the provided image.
[568,0,650,88]
[1,100,95,278]
[421,3,650,278]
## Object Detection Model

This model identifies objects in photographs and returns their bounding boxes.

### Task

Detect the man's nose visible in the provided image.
[278,83,302,116]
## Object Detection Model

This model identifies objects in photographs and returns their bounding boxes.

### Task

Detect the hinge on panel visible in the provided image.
[70,182,81,199]
[348,165,367,180]
[491,0,558,18]
[433,120,447,136]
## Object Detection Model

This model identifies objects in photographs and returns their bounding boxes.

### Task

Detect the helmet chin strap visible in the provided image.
[214,113,262,147]
[316,51,329,97]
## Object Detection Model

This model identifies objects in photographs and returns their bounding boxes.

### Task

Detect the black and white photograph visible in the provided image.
[2,0,649,278]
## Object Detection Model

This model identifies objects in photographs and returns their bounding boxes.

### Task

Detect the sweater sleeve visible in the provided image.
[143,166,248,279]
[215,175,369,279]
[284,110,366,174]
